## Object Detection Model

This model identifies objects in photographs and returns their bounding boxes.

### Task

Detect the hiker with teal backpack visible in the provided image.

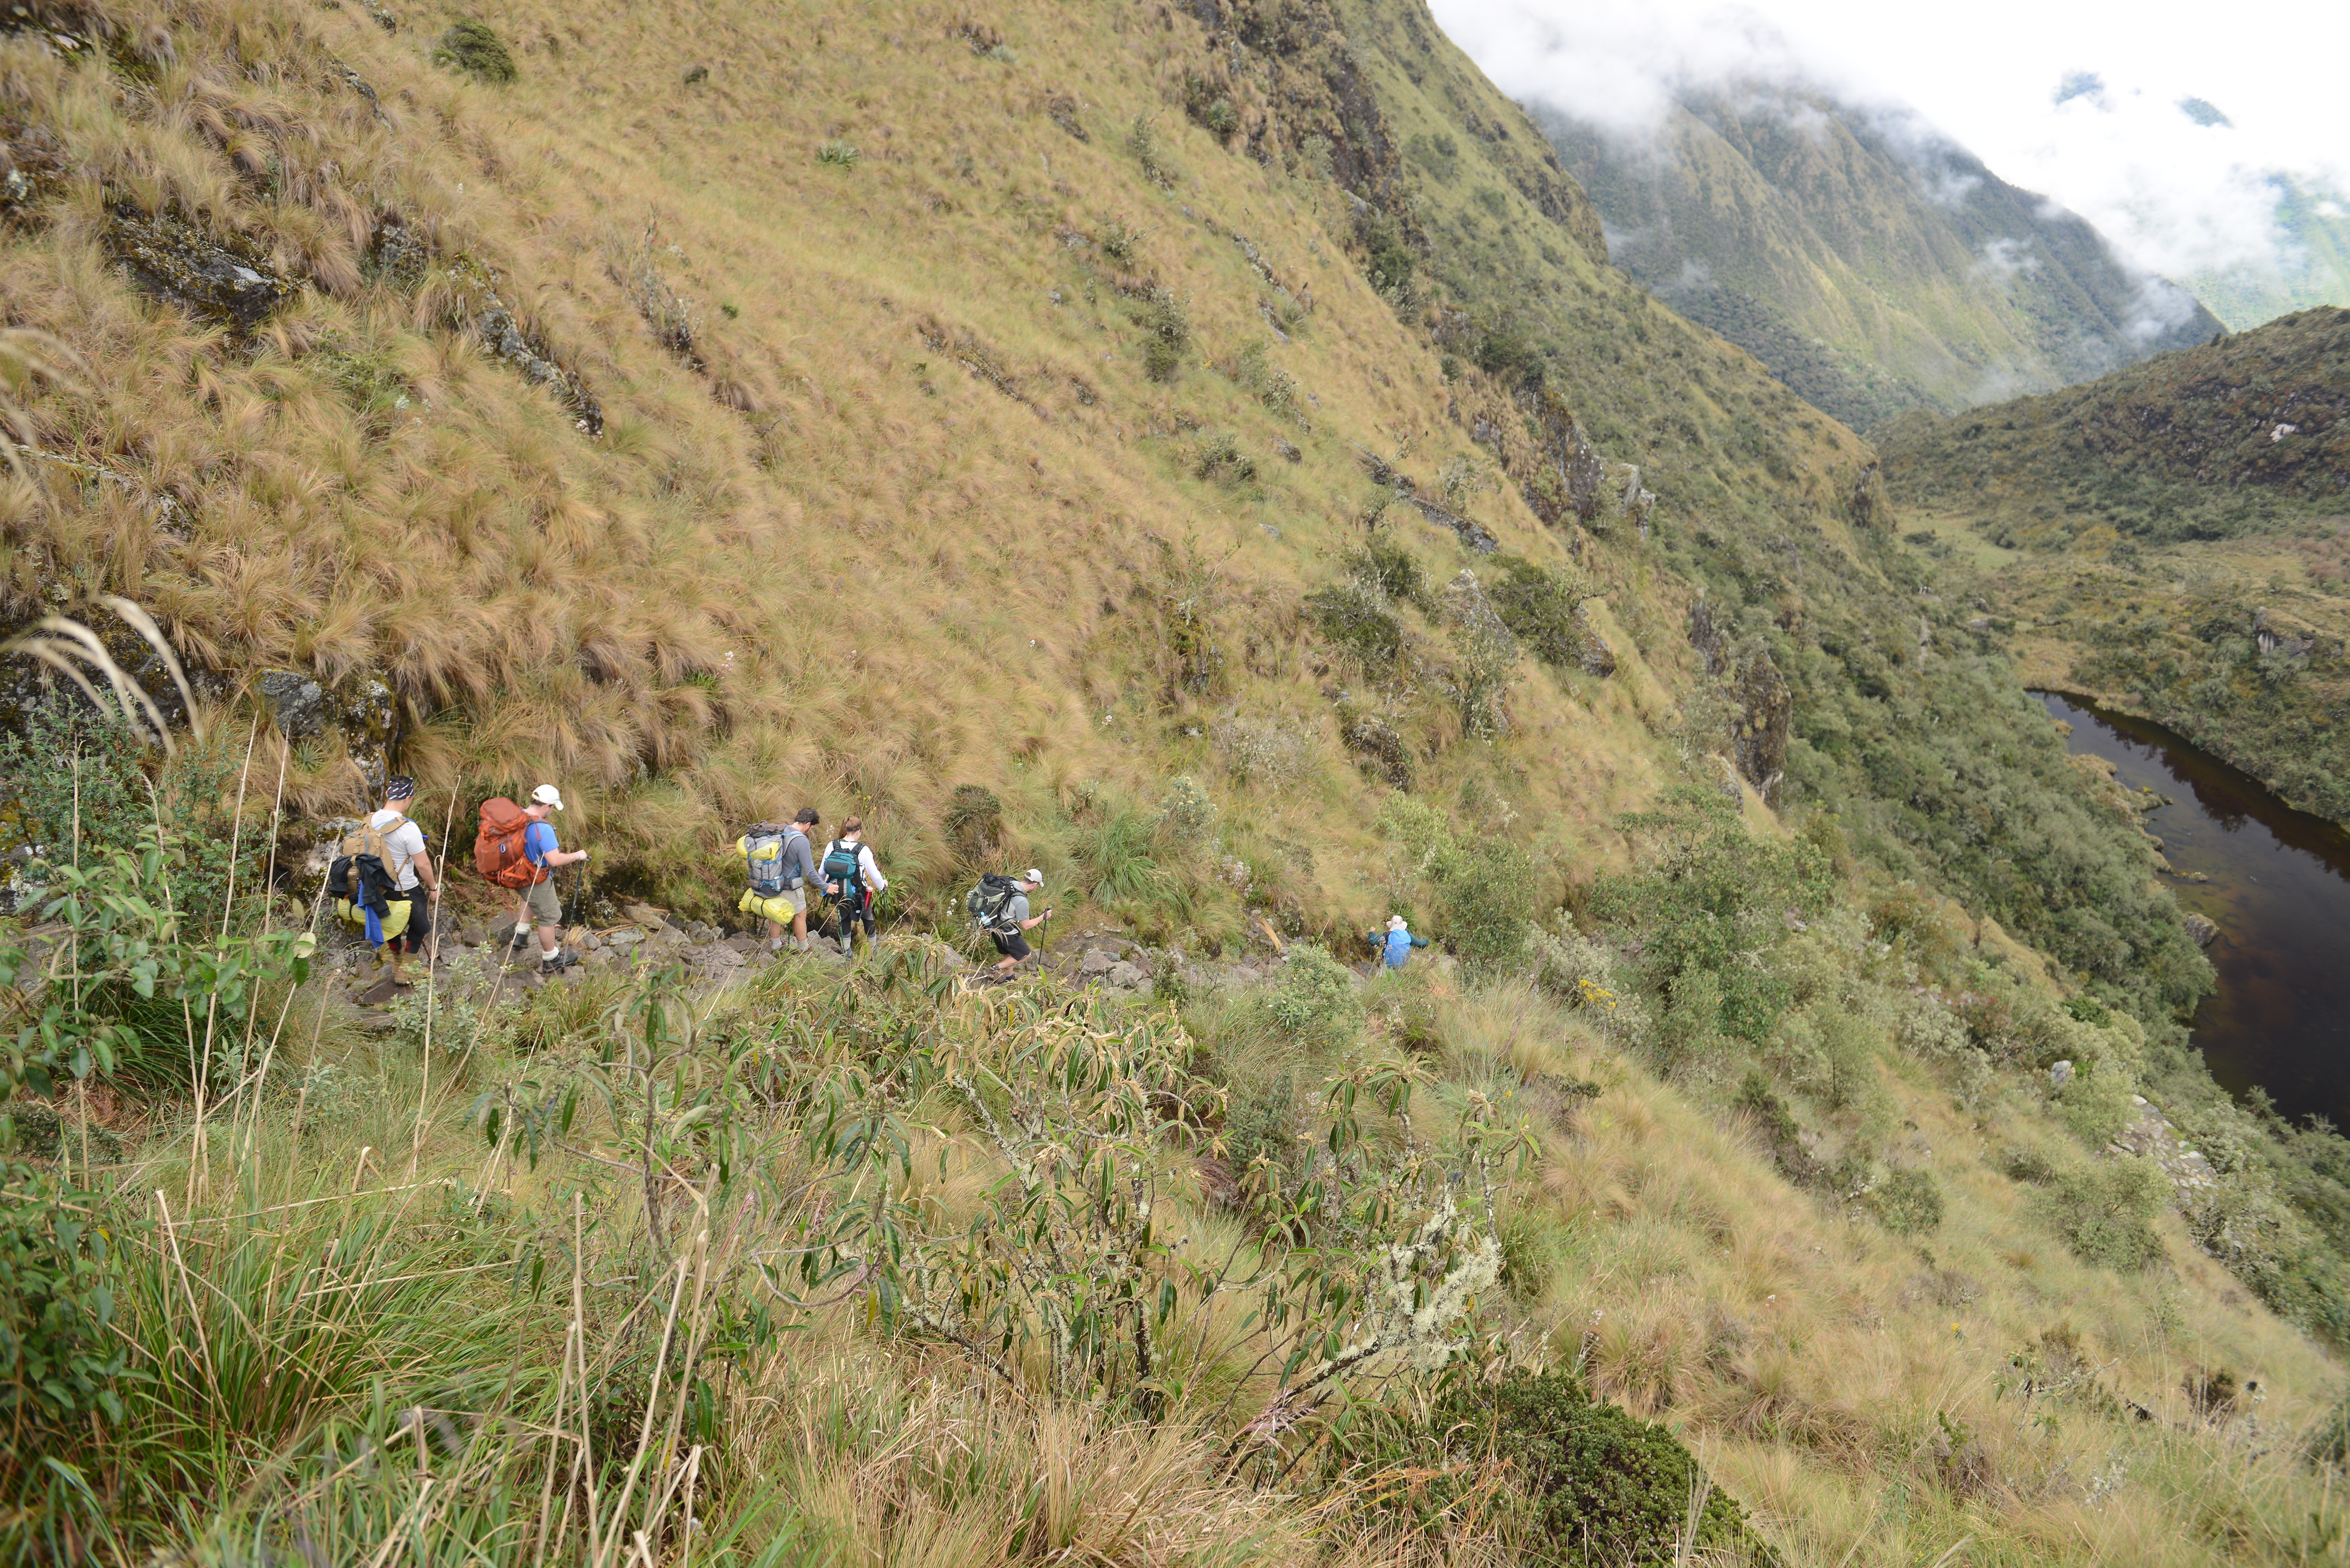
[821,815,887,956]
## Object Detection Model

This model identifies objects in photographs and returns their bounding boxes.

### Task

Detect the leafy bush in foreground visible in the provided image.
[1393,1369,1780,1565]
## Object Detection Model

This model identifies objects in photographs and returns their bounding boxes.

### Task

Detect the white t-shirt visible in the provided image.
[368,809,430,892]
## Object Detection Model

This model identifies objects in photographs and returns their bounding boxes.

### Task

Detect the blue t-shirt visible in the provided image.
[524,820,559,868]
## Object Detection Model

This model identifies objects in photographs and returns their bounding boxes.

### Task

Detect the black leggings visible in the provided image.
[833,893,875,943]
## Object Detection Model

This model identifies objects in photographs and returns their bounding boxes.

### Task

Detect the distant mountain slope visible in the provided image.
[1532,85,2223,431]
[2186,177,2350,331]
[1878,305,2350,540]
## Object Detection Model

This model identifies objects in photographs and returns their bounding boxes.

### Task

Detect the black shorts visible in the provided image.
[990,929,1030,961]
[384,892,432,954]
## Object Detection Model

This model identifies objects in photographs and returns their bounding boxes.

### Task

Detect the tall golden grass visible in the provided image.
[0,0,1743,930]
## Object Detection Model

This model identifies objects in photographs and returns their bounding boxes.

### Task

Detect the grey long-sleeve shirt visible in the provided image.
[782,827,819,888]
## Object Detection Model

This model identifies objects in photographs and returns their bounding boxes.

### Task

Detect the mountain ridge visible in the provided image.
[1531,82,2222,430]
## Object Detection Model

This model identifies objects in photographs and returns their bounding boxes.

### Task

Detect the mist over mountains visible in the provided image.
[1534,84,2220,429]
[1433,0,2343,423]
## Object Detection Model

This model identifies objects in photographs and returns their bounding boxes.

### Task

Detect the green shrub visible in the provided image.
[1358,209,1416,302]
[1344,534,1433,612]
[816,139,862,168]
[1440,569,1520,741]
[1414,1370,1781,1565]
[2308,1389,2350,1470]
[1218,1073,1299,1195]
[1153,774,1219,858]
[1487,555,1596,672]
[433,19,516,83]
[1999,1146,2060,1185]
[1127,113,1176,186]
[1430,834,1536,976]
[2057,1061,2137,1148]
[1097,216,1143,265]
[1192,429,1255,483]
[1867,1168,1944,1235]
[1266,944,1362,1047]
[2035,1157,2167,1270]
[1306,580,1405,672]
[0,1163,125,1560]
[1136,290,1189,381]
[1589,787,1831,1046]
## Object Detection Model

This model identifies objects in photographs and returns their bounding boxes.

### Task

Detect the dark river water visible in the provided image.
[2038,692,2350,1130]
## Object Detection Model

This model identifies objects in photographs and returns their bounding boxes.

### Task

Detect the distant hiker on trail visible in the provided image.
[1370,914,1428,970]
[737,807,822,954]
[971,868,1052,973]
[475,785,590,976]
[370,777,439,988]
[821,816,886,956]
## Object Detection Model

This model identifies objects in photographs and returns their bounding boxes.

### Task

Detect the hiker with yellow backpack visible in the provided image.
[738,808,822,954]
[330,776,440,991]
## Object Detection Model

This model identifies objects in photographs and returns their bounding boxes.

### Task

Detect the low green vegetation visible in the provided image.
[432,19,516,84]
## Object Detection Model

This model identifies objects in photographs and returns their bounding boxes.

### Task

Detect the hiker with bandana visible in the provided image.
[370,776,440,987]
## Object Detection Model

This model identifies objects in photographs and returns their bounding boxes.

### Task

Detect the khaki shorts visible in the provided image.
[520,877,561,926]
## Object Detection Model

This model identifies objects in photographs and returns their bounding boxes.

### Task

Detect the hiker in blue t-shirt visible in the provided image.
[517,784,590,974]
[1368,914,1429,969]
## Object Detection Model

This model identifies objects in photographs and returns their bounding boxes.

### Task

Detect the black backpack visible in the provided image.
[968,873,1020,935]
[822,839,868,896]
[328,850,396,916]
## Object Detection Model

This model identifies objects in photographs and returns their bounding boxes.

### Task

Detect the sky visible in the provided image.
[1429,0,2350,285]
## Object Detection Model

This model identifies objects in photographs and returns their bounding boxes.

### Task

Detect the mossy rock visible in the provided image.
[434,19,516,84]
[1427,1370,1780,1566]
[103,204,292,332]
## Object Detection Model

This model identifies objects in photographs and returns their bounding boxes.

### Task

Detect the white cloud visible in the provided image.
[1974,237,2039,281]
[1429,0,2350,285]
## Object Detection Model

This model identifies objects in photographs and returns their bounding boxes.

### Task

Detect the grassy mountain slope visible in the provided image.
[1879,307,2350,818]
[1534,86,2223,432]
[2,0,2347,1561]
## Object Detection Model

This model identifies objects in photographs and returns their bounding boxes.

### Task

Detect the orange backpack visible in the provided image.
[475,798,544,888]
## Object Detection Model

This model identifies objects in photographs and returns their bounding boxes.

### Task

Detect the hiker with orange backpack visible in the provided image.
[476,784,590,976]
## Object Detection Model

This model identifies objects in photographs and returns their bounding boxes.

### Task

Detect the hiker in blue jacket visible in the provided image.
[1370,914,1429,969]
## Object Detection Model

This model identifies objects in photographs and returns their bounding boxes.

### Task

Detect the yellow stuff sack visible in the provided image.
[738,887,796,926]
[334,896,412,941]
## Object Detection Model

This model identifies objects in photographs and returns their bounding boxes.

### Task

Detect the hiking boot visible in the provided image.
[538,949,579,975]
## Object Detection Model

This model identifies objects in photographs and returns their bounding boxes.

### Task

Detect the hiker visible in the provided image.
[820,816,886,956]
[973,868,1052,972]
[516,785,589,973]
[370,776,439,987]
[737,807,822,954]
[1369,914,1429,970]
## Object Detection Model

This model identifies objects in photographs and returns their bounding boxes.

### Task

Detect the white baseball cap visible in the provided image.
[1387,914,1408,931]
[1021,868,1044,884]
[531,784,566,811]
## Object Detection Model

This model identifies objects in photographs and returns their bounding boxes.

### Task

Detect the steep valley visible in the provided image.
[1,0,2347,1562]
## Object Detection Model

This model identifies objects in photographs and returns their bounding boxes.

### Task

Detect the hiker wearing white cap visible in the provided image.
[1369,913,1429,970]
[518,784,590,974]
[987,869,1052,972]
